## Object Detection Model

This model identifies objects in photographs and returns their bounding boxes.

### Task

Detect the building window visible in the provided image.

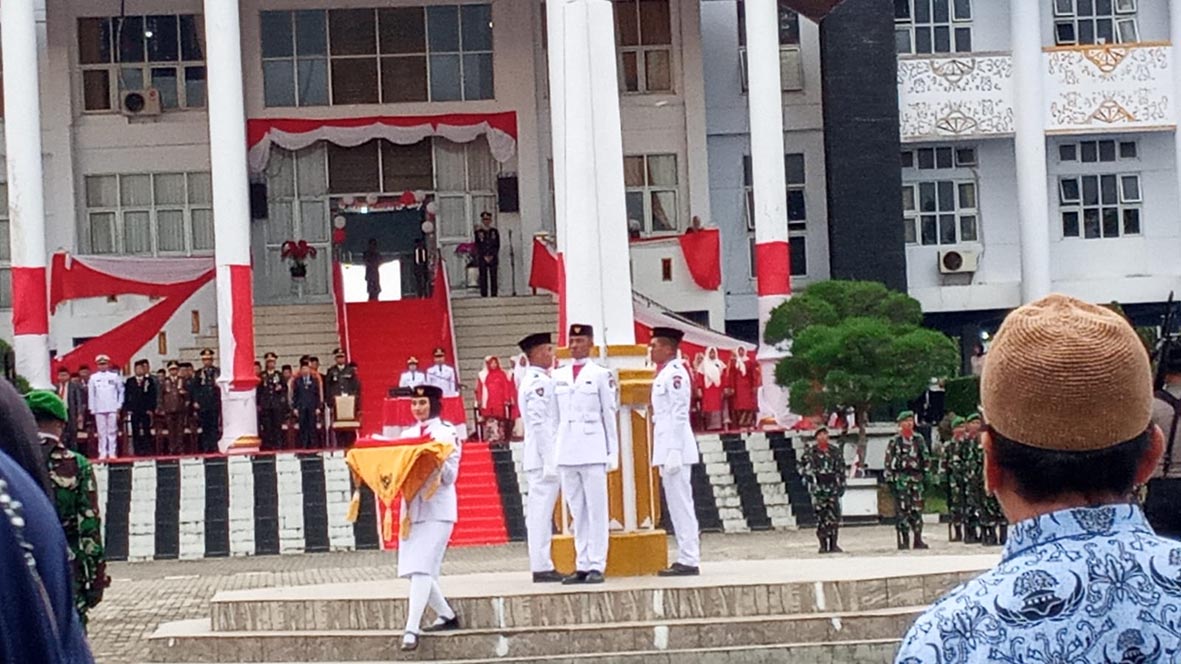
[0,184,10,308]
[84,173,214,255]
[901,145,977,169]
[613,0,672,93]
[1053,0,1138,45]
[903,180,978,245]
[1057,139,1138,163]
[743,154,807,276]
[736,0,803,91]
[894,0,972,55]
[78,15,207,112]
[260,5,493,107]
[1059,174,1141,239]
[624,154,678,234]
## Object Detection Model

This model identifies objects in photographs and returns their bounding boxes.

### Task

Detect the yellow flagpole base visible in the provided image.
[551,530,669,577]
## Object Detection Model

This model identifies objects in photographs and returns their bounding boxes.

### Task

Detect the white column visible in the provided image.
[2,0,52,388]
[1012,0,1052,302]
[744,0,794,426]
[203,0,259,452]
[545,2,568,255]
[551,0,635,346]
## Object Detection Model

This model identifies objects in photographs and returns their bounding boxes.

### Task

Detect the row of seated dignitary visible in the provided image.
[516,324,701,584]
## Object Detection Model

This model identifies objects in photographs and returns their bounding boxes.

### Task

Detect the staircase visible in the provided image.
[180,304,340,367]
[451,294,558,395]
[147,555,995,663]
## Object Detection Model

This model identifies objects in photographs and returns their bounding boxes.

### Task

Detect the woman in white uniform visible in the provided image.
[398,384,462,652]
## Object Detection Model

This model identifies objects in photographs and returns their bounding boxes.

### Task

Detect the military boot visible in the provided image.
[913,530,930,550]
[897,529,910,550]
[828,533,843,553]
[964,525,979,544]
[818,532,829,554]
[999,524,1009,545]
[982,526,998,546]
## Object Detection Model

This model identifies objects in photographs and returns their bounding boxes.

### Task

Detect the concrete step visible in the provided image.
[149,609,918,662]
[159,639,898,663]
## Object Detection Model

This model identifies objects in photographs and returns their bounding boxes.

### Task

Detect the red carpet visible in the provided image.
[378,441,510,549]
[342,264,457,436]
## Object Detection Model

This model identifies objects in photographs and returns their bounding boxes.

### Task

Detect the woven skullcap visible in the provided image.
[981,294,1152,451]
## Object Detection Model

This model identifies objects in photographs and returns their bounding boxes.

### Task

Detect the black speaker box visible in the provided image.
[497,175,519,213]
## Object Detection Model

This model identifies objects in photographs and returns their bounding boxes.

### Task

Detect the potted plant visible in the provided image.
[281,240,318,281]
[455,242,479,288]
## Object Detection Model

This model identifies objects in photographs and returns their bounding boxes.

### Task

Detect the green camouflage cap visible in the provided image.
[966,413,982,423]
[25,389,67,423]
[896,410,915,422]
[951,416,966,428]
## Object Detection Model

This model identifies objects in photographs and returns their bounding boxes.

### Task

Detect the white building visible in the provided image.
[703,0,1181,355]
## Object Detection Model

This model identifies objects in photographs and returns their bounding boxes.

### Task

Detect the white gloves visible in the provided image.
[607,452,620,473]
[542,458,559,481]
[664,450,684,474]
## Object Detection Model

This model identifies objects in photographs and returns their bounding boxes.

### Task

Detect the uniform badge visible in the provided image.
[673,376,683,390]
[535,387,545,396]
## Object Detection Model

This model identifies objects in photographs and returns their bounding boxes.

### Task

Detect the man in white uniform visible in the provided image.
[397,384,461,652]
[516,332,563,583]
[88,354,125,460]
[398,357,427,389]
[426,348,460,397]
[649,327,701,576]
[553,324,618,585]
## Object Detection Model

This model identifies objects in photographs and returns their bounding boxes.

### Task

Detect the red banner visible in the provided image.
[528,238,561,293]
[12,266,49,336]
[678,229,722,291]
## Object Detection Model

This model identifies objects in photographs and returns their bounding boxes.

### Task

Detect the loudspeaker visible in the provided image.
[249,182,268,220]
[497,175,519,213]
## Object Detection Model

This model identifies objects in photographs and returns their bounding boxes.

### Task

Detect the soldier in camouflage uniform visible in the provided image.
[940,416,968,542]
[24,390,108,629]
[799,426,848,554]
[961,413,986,544]
[885,410,930,550]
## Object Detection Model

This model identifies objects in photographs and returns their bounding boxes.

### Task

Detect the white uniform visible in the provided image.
[89,369,125,459]
[426,363,460,397]
[518,364,561,573]
[398,370,427,389]
[651,358,700,567]
[553,359,618,573]
[396,417,461,577]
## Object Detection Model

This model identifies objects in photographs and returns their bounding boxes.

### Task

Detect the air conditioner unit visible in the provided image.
[120,88,162,118]
[939,249,979,274]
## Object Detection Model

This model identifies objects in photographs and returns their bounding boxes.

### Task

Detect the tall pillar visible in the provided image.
[545,2,568,255]
[744,0,793,426]
[2,0,52,389]
[1012,0,1052,302]
[203,0,259,452]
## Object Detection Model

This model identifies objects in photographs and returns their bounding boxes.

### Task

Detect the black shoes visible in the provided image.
[422,615,461,633]
[561,570,589,585]
[897,530,910,550]
[913,534,930,550]
[585,571,605,584]
[828,535,843,553]
[657,563,700,577]
[532,570,565,584]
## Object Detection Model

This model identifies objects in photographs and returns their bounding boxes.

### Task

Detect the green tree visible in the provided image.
[766,281,958,443]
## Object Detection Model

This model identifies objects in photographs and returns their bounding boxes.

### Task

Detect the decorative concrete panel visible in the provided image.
[898,54,1015,141]
[1045,43,1175,133]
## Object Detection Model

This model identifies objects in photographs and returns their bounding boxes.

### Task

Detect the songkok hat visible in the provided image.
[951,416,966,428]
[519,332,552,353]
[981,294,1153,451]
[651,327,685,344]
[200,348,214,358]
[896,410,915,423]
[264,352,278,361]
[25,390,67,423]
[167,361,179,369]
[134,358,149,368]
[412,385,443,401]
[568,324,593,338]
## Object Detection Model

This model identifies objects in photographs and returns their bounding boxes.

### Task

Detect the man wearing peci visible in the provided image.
[553,324,619,584]
[517,332,564,583]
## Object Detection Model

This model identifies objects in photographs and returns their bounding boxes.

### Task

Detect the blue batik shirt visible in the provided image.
[896,504,1181,663]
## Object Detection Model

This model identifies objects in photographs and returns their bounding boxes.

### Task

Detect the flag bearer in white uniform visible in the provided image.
[553,324,619,585]
[398,385,461,652]
[649,327,701,576]
[517,332,564,583]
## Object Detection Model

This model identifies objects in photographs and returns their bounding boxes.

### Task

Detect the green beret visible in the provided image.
[25,390,67,423]
[951,416,966,428]
[966,413,982,423]
[896,410,915,422]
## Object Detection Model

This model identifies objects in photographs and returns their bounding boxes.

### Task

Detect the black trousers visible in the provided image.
[478,261,498,297]
[415,267,431,298]
[129,410,154,456]
[259,407,286,450]
[197,407,220,453]
[297,407,318,449]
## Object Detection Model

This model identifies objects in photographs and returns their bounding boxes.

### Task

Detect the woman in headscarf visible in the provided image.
[475,357,515,444]
[690,352,705,431]
[727,346,760,429]
[698,347,727,431]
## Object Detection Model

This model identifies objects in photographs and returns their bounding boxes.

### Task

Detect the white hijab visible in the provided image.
[733,346,748,376]
[701,346,725,388]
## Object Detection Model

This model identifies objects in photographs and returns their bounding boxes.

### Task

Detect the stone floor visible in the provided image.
[90,526,1002,664]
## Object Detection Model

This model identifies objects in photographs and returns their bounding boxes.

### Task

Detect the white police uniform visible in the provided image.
[553,358,619,574]
[398,370,427,389]
[426,363,460,397]
[518,364,561,574]
[396,417,461,577]
[89,368,125,459]
[651,358,700,567]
